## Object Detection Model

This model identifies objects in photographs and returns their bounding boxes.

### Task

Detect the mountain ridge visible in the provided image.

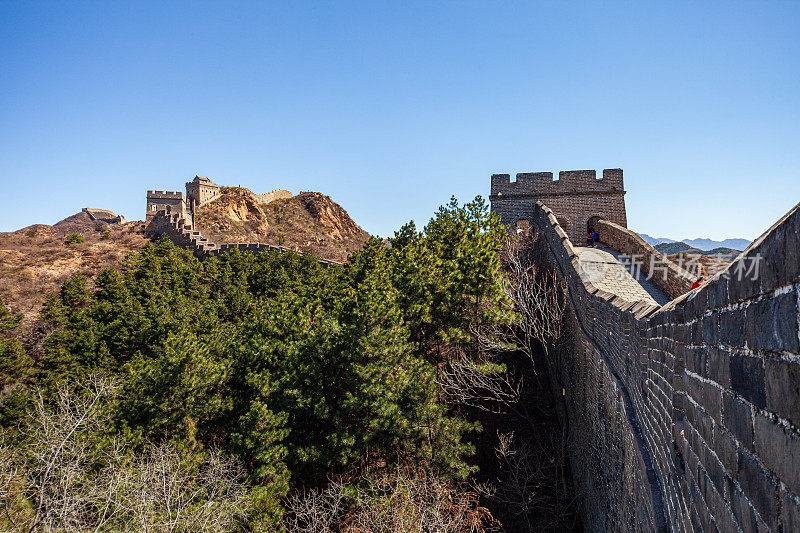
[639,233,750,251]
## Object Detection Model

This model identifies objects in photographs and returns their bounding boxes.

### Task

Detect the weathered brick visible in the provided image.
[754,413,800,495]
[781,490,800,533]
[730,353,767,409]
[701,467,737,533]
[729,257,762,303]
[691,320,703,344]
[694,490,719,533]
[758,211,800,291]
[737,448,778,530]
[746,292,800,354]
[728,477,760,533]
[765,358,800,428]
[784,211,800,285]
[713,424,738,473]
[707,276,729,310]
[719,308,746,346]
[706,347,731,388]
[723,391,755,450]
[687,400,715,451]
[685,346,707,375]
[703,314,719,345]
[700,438,727,498]
[685,372,723,423]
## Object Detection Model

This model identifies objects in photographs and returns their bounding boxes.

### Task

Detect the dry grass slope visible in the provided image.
[0,212,148,342]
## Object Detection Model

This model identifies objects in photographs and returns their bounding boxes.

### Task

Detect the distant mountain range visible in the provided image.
[639,233,751,252]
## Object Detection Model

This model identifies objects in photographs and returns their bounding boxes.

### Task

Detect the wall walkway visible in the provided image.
[528,200,800,532]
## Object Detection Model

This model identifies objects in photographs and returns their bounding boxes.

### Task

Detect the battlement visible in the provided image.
[491,168,624,197]
[147,190,184,199]
[490,168,627,244]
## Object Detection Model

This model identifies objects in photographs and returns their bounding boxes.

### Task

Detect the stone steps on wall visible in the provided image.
[147,210,341,267]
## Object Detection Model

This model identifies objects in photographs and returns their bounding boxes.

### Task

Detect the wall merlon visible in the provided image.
[491,168,626,197]
[147,190,184,199]
[491,168,628,242]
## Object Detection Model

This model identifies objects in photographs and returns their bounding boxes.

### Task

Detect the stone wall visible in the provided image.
[253,189,293,205]
[595,219,697,300]
[490,169,627,244]
[525,199,800,532]
[146,210,341,267]
[82,207,125,224]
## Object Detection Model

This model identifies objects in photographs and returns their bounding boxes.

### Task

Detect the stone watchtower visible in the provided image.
[145,190,187,222]
[145,176,220,223]
[185,175,220,211]
[489,168,627,243]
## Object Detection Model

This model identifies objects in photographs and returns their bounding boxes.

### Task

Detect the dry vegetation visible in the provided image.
[194,187,370,262]
[0,211,148,340]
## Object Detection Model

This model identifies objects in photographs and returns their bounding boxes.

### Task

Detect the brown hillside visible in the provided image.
[666,252,732,280]
[0,212,148,343]
[193,187,369,262]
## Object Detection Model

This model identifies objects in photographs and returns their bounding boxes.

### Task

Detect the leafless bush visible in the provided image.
[476,235,567,363]
[10,375,120,532]
[110,444,249,532]
[440,235,567,419]
[283,469,497,533]
[1,375,249,533]
[439,348,527,421]
[475,432,578,532]
[283,480,349,532]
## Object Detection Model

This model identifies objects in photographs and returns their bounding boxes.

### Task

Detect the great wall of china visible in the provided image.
[144,169,800,531]
[145,177,340,267]
[491,169,800,532]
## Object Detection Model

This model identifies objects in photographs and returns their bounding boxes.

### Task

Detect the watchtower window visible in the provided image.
[512,219,532,237]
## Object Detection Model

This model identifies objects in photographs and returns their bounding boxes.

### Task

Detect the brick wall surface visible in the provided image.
[521,198,800,532]
[490,169,627,244]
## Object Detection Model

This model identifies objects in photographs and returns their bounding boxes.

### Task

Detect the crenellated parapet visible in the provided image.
[146,190,185,199]
[491,168,624,197]
[490,168,627,243]
[145,190,187,222]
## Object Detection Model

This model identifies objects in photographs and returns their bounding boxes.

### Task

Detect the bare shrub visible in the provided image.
[476,235,567,363]
[110,444,249,533]
[283,469,497,533]
[440,235,567,419]
[283,480,349,532]
[475,432,578,532]
[1,375,249,533]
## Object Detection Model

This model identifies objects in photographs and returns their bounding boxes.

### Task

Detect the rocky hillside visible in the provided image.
[0,211,148,342]
[193,187,370,262]
[654,242,740,280]
[655,241,740,258]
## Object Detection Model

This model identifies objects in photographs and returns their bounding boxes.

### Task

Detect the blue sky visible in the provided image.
[1,1,798,240]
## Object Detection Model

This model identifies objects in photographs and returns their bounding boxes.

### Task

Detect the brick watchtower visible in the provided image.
[145,190,187,222]
[185,175,220,210]
[489,168,627,244]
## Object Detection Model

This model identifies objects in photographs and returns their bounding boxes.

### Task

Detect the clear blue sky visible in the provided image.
[2,1,798,240]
